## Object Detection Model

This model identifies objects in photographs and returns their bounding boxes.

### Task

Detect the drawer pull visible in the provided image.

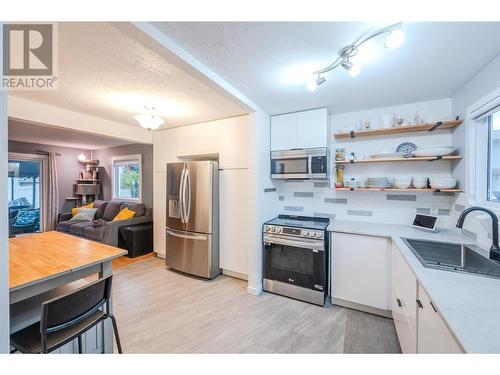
[416,299,423,309]
[396,298,402,308]
[429,300,438,313]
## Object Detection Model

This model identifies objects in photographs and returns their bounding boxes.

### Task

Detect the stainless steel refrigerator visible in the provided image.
[166,161,220,279]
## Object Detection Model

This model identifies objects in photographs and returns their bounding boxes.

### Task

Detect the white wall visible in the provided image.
[8,96,153,145]
[450,53,500,249]
[247,111,277,295]
[274,98,458,227]
[0,24,9,353]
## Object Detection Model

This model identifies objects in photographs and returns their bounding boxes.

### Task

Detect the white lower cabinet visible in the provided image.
[332,232,390,311]
[417,285,462,353]
[391,244,417,353]
[219,169,250,276]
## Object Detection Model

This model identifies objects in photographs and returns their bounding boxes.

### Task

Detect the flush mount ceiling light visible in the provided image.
[134,106,164,131]
[308,23,405,90]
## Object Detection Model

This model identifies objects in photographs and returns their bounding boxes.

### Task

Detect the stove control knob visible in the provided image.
[273,227,279,233]
[303,231,310,237]
[317,232,323,238]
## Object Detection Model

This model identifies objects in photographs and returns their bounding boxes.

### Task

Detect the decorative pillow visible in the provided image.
[113,207,136,221]
[69,208,98,222]
[14,210,39,226]
[72,202,94,216]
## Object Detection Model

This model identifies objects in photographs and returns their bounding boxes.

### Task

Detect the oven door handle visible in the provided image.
[264,236,324,252]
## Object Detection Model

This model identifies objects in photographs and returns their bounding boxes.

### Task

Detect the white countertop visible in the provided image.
[328,220,500,353]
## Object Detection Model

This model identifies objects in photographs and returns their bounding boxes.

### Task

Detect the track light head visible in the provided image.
[341,59,362,77]
[307,75,326,91]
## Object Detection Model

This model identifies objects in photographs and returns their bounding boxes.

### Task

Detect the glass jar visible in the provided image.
[335,165,345,187]
[335,147,346,161]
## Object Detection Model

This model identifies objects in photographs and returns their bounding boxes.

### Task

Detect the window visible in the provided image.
[468,88,500,209]
[112,154,142,202]
[487,110,500,203]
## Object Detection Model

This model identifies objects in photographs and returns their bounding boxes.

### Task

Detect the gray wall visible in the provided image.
[8,140,84,213]
[93,143,153,209]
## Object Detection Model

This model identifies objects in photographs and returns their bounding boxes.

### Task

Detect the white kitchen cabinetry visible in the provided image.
[331,232,390,312]
[391,244,418,353]
[153,128,178,172]
[417,284,462,353]
[153,171,167,257]
[176,120,220,158]
[219,116,250,169]
[219,169,250,277]
[271,108,329,151]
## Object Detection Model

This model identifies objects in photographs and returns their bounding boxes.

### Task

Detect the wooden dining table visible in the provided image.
[9,231,127,353]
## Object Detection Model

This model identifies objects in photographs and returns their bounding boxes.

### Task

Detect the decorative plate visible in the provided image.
[396,142,417,157]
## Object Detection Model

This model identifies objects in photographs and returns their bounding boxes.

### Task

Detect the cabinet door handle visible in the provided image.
[396,298,402,308]
[429,300,438,313]
[416,299,423,309]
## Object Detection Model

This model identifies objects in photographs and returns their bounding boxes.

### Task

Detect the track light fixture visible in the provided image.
[309,23,404,90]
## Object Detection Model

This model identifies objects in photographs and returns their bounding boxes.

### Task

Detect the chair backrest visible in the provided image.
[41,276,112,334]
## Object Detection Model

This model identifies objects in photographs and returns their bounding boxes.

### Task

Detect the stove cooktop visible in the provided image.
[265,215,330,231]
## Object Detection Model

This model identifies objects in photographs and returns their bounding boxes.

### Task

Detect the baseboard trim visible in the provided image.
[154,252,165,259]
[246,284,262,296]
[222,269,248,281]
[332,297,392,318]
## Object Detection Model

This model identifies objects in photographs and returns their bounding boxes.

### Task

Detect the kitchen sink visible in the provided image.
[402,238,500,279]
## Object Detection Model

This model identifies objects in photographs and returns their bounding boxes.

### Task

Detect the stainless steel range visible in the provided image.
[263,215,330,306]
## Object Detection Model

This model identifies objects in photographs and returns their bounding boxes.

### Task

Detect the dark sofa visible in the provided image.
[57,200,152,247]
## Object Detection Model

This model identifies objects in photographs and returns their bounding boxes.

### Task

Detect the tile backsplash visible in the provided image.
[274,180,454,227]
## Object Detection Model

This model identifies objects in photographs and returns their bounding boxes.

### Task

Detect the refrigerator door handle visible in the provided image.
[185,168,192,223]
[179,167,186,223]
[167,229,208,241]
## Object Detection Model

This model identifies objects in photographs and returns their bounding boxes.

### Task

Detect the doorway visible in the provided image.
[7,153,48,236]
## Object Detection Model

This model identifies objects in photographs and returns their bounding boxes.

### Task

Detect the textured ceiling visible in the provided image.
[11,22,248,129]
[153,22,500,115]
[8,119,133,150]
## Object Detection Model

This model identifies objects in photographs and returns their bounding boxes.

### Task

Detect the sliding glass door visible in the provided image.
[8,153,47,236]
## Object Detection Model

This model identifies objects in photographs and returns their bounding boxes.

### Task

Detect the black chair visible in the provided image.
[10,276,123,354]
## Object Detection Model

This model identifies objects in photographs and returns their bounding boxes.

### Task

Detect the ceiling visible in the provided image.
[10,22,248,130]
[153,22,500,115]
[8,119,132,150]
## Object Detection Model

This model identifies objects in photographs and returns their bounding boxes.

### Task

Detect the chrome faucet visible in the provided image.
[456,206,500,261]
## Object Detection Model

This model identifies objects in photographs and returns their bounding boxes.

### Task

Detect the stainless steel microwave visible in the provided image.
[270,148,329,180]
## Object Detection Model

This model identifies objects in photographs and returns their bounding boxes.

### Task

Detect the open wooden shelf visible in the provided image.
[335,155,462,164]
[334,120,463,139]
[335,187,462,193]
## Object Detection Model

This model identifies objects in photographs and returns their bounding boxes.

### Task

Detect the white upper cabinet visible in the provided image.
[153,128,178,172]
[271,108,329,151]
[219,115,251,169]
[176,120,220,158]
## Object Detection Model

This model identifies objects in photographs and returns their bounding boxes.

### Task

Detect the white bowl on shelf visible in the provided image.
[412,177,428,189]
[429,178,457,189]
[413,146,455,157]
[393,177,412,189]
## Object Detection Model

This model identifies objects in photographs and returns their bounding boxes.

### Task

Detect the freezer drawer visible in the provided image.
[166,228,220,279]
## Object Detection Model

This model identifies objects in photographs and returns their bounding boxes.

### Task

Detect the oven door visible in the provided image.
[263,234,325,292]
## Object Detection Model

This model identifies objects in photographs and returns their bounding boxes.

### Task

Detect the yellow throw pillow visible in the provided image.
[72,202,94,216]
[113,207,136,221]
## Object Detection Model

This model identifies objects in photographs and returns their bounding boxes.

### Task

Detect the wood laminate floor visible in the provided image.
[112,256,401,354]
